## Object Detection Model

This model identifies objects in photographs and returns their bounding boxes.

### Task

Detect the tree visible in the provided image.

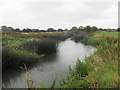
[84,26,91,33]
[71,26,77,31]
[1,26,14,31]
[39,30,46,32]
[7,27,14,31]
[58,28,63,32]
[1,26,7,31]
[14,28,20,32]
[78,26,84,31]
[47,28,56,32]
[117,28,120,32]
[91,26,98,32]
[65,28,68,31]
[26,28,32,32]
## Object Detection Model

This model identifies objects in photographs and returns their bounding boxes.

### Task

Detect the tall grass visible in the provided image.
[44,33,72,41]
[2,31,71,71]
[21,39,58,55]
[2,46,39,71]
[60,32,119,88]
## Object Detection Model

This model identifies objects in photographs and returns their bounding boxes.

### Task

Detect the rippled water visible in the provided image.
[3,38,96,88]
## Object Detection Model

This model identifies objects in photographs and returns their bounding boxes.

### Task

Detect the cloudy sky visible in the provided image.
[0,0,119,30]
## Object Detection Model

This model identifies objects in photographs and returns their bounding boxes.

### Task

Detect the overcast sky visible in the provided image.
[0,0,119,30]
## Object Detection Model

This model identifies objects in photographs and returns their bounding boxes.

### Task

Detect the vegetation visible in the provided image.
[21,39,58,54]
[60,32,119,88]
[2,31,71,71]
[2,46,40,71]
[2,25,119,88]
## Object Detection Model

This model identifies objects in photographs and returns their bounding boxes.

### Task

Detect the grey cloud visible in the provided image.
[0,0,118,29]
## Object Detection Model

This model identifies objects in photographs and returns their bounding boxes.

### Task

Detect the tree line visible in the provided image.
[1,25,118,32]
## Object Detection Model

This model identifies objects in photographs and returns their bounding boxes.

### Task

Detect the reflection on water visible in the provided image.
[2,38,96,88]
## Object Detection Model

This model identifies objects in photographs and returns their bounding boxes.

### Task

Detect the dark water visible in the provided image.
[2,38,96,88]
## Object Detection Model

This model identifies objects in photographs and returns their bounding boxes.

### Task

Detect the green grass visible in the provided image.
[60,31,119,88]
[2,31,119,88]
[95,32,118,38]
[21,39,58,54]
[2,31,71,71]
[2,46,40,71]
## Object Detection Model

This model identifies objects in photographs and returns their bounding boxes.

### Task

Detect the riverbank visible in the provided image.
[2,36,96,88]
[2,31,72,71]
[60,32,119,88]
[2,31,119,88]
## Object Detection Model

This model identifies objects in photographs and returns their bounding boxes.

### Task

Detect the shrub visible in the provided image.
[37,39,58,54]
[21,39,58,55]
[87,37,99,46]
[71,33,90,44]
[74,59,88,77]
[71,34,84,43]
[45,33,71,41]
[2,46,39,71]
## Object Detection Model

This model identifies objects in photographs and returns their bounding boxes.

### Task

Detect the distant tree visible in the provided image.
[117,28,120,32]
[32,29,39,32]
[22,28,32,32]
[99,28,102,31]
[14,28,20,32]
[58,28,63,32]
[65,28,68,31]
[91,26,98,32]
[7,27,14,31]
[47,28,56,32]
[78,26,84,31]
[22,29,26,32]
[84,26,91,33]
[26,28,32,32]
[1,26,7,31]
[71,26,77,31]
[39,30,46,32]
[1,26,14,31]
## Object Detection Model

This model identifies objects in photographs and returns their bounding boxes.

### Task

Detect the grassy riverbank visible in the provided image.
[2,31,119,88]
[60,32,119,88]
[2,31,71,71]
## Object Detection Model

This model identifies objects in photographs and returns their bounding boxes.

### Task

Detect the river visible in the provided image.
[2,38,96,88]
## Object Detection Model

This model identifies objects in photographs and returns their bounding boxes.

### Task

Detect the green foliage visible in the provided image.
[21,39,58,54]
[61,32,119,88]
[2,46,39,71]
[60,59,88,88]
[2,31,71,71]
[84,26,91,33]
[45,33,72,41]
[87,37,99,46]
[75,59,88,77]
[2,30,119,88]
[71,32,90,44]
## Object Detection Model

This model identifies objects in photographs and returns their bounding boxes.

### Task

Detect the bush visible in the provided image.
[2,46,39,71]
[74,59,88,77]
[21,39,58,55]
[71,34,84,43]
[71,33,90,44]
[60,59,88,87]
[44,33,71,41]
[87,37,99,46]
[37,39,58,54]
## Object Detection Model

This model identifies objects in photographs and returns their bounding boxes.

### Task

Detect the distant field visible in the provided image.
[94,32,119,39]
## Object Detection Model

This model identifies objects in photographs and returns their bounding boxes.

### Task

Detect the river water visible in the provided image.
[2,38,96,88]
